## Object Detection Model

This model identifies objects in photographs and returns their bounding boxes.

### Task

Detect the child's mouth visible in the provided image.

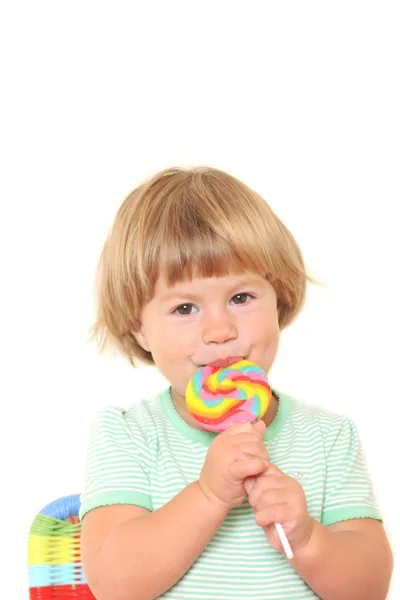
[206,356,243,369]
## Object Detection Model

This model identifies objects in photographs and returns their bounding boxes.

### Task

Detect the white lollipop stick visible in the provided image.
[274,522,293,559]
[244,475,294,559]
[248,418,294,559]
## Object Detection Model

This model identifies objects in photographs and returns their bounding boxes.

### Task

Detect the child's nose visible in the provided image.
[201,312,238,344]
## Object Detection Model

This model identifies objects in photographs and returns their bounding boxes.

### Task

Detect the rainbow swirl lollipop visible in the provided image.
[185,359,271,432]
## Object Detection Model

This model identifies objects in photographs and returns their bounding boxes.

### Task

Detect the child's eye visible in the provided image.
[173,294,253,315]
[230,293,253,305]
[174,303,198,316]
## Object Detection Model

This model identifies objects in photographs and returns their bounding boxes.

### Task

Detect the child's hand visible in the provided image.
[198,420,269,509]
[244,466,315,554]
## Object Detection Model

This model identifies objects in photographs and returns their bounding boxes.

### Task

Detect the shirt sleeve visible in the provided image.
[321,415,382,526]
[79,406,153,521]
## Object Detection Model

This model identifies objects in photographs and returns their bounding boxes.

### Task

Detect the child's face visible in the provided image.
[133,270,280,405]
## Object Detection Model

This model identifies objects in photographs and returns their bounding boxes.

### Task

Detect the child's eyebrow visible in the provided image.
[160,276,264,303]
[160,291,201,303]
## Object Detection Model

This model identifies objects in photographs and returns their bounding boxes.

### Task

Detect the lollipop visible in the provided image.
[185,359,271,432]
[185,358,294,560]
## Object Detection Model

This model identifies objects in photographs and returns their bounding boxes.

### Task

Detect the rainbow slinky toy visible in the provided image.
[185,359,271,432]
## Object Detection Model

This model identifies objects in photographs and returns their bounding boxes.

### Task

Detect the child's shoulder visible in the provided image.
[284,391,355,438]
[281,392,361,455]
[90,388,168,438]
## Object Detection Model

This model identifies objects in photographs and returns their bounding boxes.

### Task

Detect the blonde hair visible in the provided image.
[90,166,314,366]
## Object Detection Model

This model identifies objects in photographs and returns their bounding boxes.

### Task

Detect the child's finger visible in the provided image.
[259,463,284,477]
[236,442,269,461]
[244,476,256,494]
[252,489,289,512]
[230,432,268,445]
[226,422,257,436]
[252,420,266,437]
[254,503,289,528]
[230,457,268,481]
[247,473,287,505]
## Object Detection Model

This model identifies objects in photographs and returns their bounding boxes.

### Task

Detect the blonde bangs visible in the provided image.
[145,202,268,287]
[91,167,313,366]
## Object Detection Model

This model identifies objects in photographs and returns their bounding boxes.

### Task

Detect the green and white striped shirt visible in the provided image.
[80,388,381,599]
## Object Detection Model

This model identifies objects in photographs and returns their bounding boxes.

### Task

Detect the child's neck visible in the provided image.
[170,388,279,432]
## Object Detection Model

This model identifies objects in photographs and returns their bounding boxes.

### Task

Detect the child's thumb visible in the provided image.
[253,419,266,436]
[244,476,256,494]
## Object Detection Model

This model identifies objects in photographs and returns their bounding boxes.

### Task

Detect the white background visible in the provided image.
[1,1,398,598]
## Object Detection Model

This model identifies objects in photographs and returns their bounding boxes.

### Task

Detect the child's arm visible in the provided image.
[81,481,228,600]
[81,421,267,600]
[246,464,393,599]
[291,517,393,600]
[246,413,393,598]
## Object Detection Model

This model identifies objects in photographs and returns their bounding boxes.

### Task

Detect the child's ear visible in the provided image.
[131,321,151,353]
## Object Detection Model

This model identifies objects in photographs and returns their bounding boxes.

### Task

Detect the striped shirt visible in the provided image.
[80,387,381,599]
